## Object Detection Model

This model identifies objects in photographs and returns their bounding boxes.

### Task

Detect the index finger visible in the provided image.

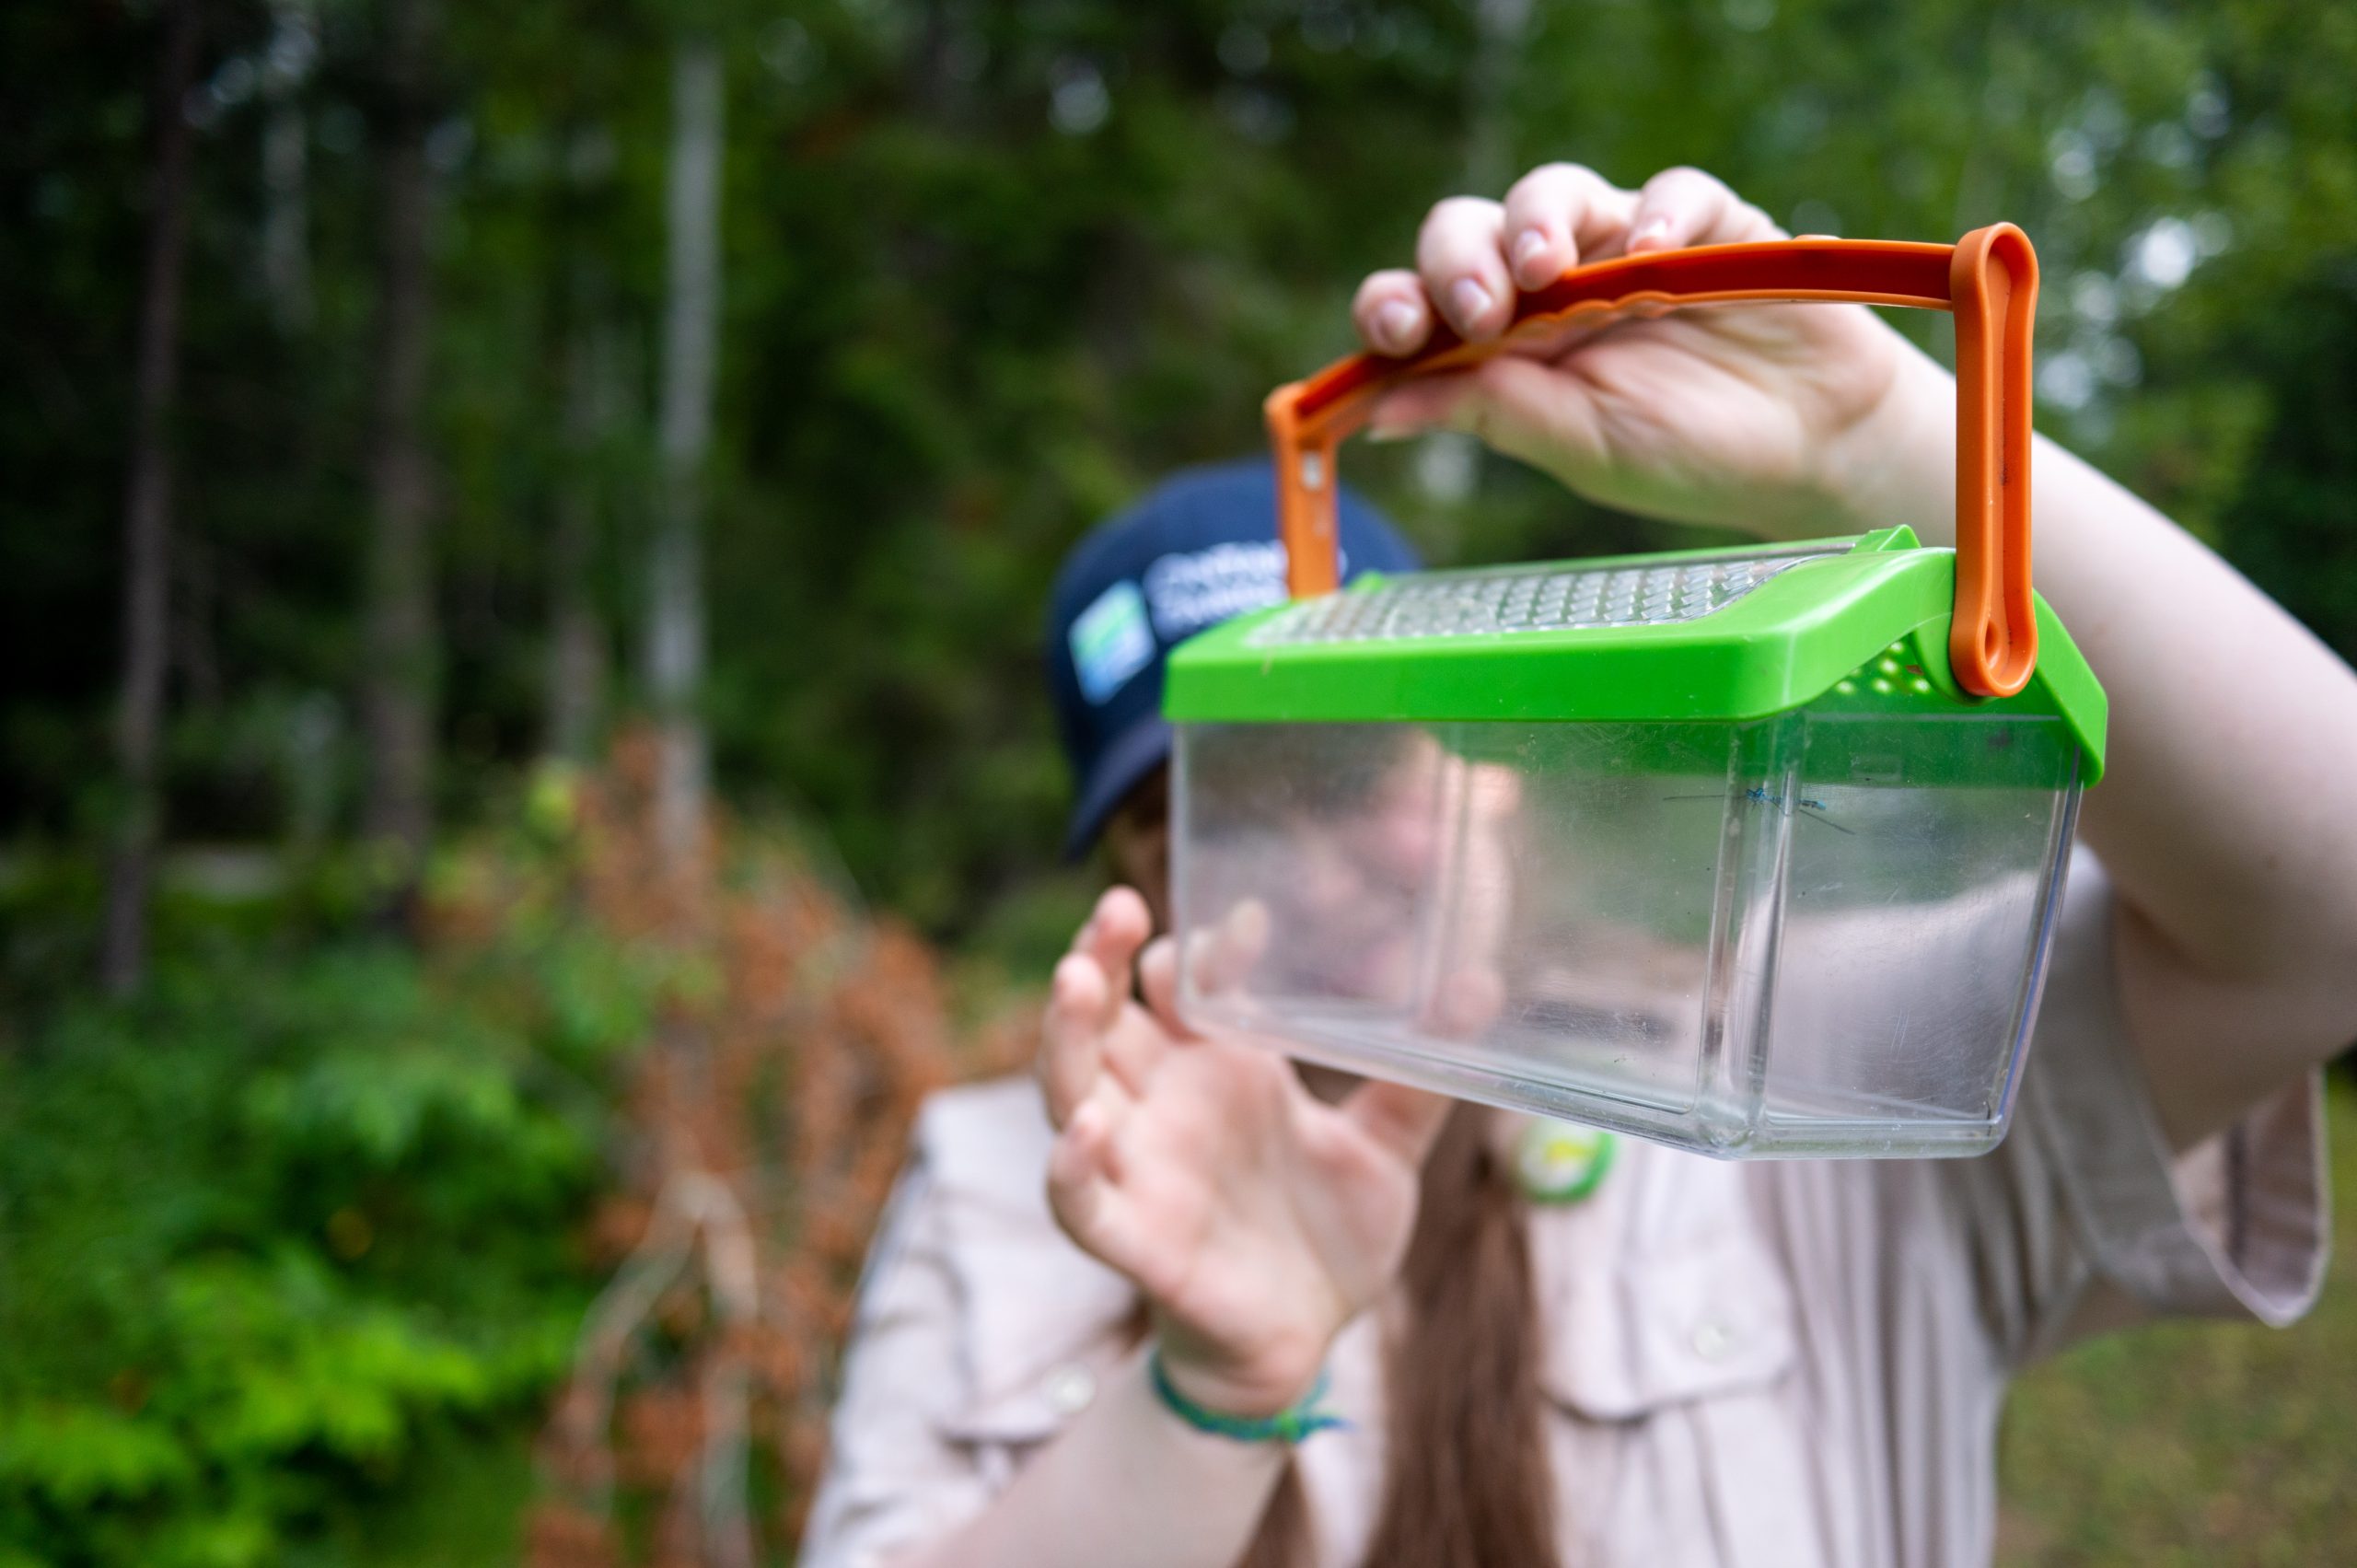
[1039,951,1112,1127]
[1074,886,1153,1031]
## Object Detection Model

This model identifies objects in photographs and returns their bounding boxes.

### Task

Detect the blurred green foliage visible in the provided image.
[0,895,649,1566]
[6,0,2355,936]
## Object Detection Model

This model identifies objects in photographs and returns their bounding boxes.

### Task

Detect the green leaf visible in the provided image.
[0,1404,194,1508]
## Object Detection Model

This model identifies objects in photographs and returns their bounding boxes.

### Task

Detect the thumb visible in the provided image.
[1340,1078,1454,1167]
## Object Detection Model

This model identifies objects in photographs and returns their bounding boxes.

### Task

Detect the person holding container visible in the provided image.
[799,163,2356,1568]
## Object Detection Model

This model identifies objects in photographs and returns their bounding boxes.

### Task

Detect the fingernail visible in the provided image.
[1448,277,1493,327]
[1628,217,1671,251]
[1376,299,1419,351]
[1510,228,1550,276]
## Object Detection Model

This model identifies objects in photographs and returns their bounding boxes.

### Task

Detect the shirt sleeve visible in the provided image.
[1936,847,2330,1366]
[796,1156,996,1568]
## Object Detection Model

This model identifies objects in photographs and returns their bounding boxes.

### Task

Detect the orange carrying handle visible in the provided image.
[1265,225,2041,698]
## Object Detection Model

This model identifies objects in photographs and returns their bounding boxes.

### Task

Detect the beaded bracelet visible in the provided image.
[1147,1349,1348,1444]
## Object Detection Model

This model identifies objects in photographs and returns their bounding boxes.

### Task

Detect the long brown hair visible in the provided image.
[1237,1103,1556,1568]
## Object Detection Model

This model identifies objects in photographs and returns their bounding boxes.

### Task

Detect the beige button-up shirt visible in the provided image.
[801,855,2328,1567]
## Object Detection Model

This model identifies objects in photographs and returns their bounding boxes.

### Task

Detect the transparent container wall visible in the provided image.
[1171,710,2082,1157]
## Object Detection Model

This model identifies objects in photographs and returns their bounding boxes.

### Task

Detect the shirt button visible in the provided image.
[1043,1362,1097,1415]
[1691,1320,1734,1361]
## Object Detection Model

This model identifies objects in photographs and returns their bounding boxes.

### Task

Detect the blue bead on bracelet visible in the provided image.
[1147,1349,1348,1444]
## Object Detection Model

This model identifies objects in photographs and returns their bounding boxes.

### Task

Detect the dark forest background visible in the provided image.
[12,0,2356,944]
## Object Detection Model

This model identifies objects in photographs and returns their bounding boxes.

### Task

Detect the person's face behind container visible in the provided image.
[1102,766,1173,927]
[1101,733,1480,1008]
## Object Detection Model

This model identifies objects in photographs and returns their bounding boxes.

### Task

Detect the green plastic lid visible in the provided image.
[1163,528,2107,784]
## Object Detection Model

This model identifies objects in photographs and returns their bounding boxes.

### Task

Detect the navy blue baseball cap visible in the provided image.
[1045,459,1422,859]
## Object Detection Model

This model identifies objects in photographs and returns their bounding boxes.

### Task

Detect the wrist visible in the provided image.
[1150,1321,1333,1421]
[1155,1348,1357,1443]
[1148,1347,1346,1444]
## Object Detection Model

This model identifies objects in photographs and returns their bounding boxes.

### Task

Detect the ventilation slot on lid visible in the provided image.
[1247,548,1839,645]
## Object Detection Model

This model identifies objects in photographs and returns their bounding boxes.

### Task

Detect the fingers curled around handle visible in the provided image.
[1360,163,1790,360]
[1499,162,1640,291]
[1416,195,1515,342]
[1624,165,1785,255]
[1353,268,1434,358]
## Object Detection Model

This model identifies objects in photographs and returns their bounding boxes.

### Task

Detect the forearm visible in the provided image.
[891,1351,1289,1568]
[1832,343,2357,1135]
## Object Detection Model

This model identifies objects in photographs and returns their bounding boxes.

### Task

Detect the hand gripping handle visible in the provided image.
[1265,225,2040,697]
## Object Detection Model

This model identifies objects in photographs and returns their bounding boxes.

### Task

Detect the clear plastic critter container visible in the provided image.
[1162,230,2108,1158]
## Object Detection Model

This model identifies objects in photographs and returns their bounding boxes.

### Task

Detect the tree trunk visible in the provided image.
[260,0,316,334]
[545,320,612,763]
[644,35,724,869]
[361,0,437,923]
[100,0,204,997]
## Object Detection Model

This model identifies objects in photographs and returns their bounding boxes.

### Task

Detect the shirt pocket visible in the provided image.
[1540,1223,1824,1568]
[931,1326,1136,1489]
[918,1100,1140,1484]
